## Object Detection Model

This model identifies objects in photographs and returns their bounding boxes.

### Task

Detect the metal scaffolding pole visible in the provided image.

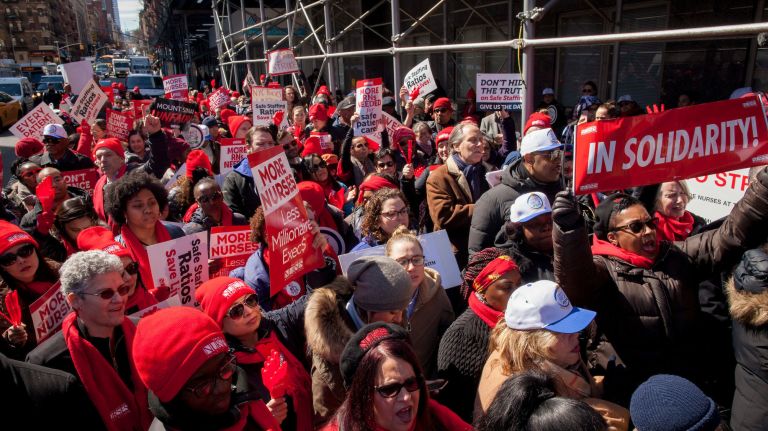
[241,0,251,79]
[259,0,269,78]
[323,0,336,93]
[391,0,401,108]
[212,1,230,89]
[226,0,241,88]
[521,0,535,121]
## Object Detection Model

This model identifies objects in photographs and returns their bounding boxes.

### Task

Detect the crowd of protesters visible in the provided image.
[0,69,766,431]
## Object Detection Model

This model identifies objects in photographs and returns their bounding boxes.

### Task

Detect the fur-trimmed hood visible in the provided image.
[726,277,768,327]
[304,276,355,364]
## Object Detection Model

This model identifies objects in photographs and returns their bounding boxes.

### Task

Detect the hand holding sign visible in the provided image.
[144,114,161,134]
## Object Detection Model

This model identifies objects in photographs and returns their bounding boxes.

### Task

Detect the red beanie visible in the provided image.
[301,135,331,157]
[523,113,552,136]
[92,138,125,159]
[76,226,131,258]
[195,277,254,327]
[186,149,213,179]
[436,126,454,146]
[15,137,44,158]
[220,108,236,124]
[133,86,140,93]
[391,127,415,144]
[227,115,250,137]
[356,175,399,205]
[297,181,326,216]
[133,307,229,402]
[118,83,126,91]
[308,104,328,122]
[0,221,37,255]
[111,82,118,88]
[433,97,452,111]
[316,85,331,97]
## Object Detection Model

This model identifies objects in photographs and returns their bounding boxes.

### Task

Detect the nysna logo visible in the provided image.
[221,281,245,298]
[580,125,597,135]
[109,403,130,420]
[752,154,768,163]
[579,183,598,191]
[103,244,121,254]
[554,287,570,309]
[526,194,544,210]
[202,337,228,356]
[742,100,757,108]
[6,233,27,243]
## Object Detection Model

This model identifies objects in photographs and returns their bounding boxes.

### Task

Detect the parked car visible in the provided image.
[112,59,131,77]
[126,74,164,97]
[95,63,111,78]
[0,77,35,114]
[0,91,23,128]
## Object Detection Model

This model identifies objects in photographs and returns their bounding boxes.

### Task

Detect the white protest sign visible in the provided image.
[686,169,751,224]
[70,80,108,123]
[267,48,300,76]
[61,60,94,94]
[243,70,258,93]
[354,78,383,137]
[370,111,404,147]
[219,138,249,177]
[29,282,70,343]
[476,73,525,111]
[251,87,285,126]
[165,164,186,190]
[182,123,204,148]
[403,59,438,98]
[146,232,208,307]
[163,74,189,100]
[338,230,462,288]
[10,102,64,140]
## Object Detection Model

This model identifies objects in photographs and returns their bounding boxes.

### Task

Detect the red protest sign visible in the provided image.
[219,138,249,176]
[249,146,323,297]
[163,74,189,100]
[208,88,230,111]
[29,282,70,343]
[209,226,260,277]
[132,100,152,120]
[573,95,768,194]
[106,108,134,142]
[61,168,100,195]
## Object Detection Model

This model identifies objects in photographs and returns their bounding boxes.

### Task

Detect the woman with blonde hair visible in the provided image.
[475,280,629,430]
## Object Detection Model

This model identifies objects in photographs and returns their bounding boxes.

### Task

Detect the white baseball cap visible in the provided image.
[617,94,634,103]
[42,124,67,139]
[504,280,596,333]
[542,88,555,96]
[519,128,562,156]
[510,192,551,223]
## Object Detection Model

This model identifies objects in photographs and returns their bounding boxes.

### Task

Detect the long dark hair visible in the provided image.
[335,338,431,431]
[53,197,99,247]
[0,247,58,290]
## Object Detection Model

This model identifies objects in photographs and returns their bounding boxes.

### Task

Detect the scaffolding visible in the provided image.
[212,0,768,119]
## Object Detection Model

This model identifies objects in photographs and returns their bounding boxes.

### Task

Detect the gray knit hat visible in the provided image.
[347,256,413,311]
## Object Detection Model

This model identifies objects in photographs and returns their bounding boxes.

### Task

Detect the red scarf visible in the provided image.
[125,284,159,313]
[468,293,503,328]
[94,165,128,223]
[182,202,235,225]
[655,210,695,242]
[591,237,654,269]
[63,313,152,431]
[120,222,172,301]
[234,333,312,431]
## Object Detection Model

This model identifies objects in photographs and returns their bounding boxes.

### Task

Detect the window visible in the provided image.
[615,5,667,106]
[557,12,609,107]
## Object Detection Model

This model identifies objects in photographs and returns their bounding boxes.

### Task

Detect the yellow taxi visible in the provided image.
[0,91,22,129]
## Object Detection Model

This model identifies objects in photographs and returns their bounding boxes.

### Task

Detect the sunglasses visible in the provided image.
[184,354,237,398]
[80,284,131,300]
[375,376,421,398]
[197,191,223,204]
[226,293,260,319]
[0,244,35,267]
[535,149,563,161]
[43,137,60,144]
[611,218,658,234]
[377,161,395,169]
[124,261,139,275]
[434,108,449,113]
[308,161,327,172]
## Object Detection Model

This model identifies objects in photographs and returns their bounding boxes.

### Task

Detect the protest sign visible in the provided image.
[106,108,134,142]
[208,88,230,111]
[61,168,100,195]
[182,123,204,148]
[403,59,438,97]
[209,226,260,277]
[61,60,94,94]
[573,95,768,194]
[354,78,383,137]
[163,74,189,100]
[685,168,751,224]
[249,146,324,296]
[476,73,525,111]
[146,232,208,307]
[338,230,462,288]
[369,111,403,149]
[219,138,249,176]
[309,131,334,153]
[243,70,258,94]
[133,99,152,120]
[70,80,108,123]
[267,48,300,75]
[150,97,197,126]
[10,102,63,140]
[29,282,69,343]
[251,87,284,126]
[164,164,185,190]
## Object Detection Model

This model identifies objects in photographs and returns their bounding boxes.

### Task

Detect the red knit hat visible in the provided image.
[523,113,552,136]
[227,115,251,137]
[15,137,44,158]
[220,108,236,124]
[185,149,213,179]
[391,127,415,144]
[118,83,126,91]
[133,307,230,402]
[436,126,454,146]
[92,138,125,159]
[433,97,452,111]
[301,135,333,157]
[308,104,328,122]
[0,221,38,255]
[316,85,331,97]
[76,226,131,258]
[195,277,254,327]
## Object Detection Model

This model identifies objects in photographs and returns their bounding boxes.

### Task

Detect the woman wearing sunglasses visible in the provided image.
[322,322,471,431]
[302,153,352,215]
[196,276,313,430]
[353,188,410,251]
[0,222,59,359]
[552,172,768,405]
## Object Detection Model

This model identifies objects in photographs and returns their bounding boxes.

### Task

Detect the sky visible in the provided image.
[118,0,142,33]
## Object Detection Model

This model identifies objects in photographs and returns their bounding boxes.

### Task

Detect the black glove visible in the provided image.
[551,190,582,228]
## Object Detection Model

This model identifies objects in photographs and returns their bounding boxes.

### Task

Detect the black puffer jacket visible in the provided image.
[553,168,768,405]
[468,158,562,254]
[727,248,768,431]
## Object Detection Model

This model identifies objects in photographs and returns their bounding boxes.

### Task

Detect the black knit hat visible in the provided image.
[593,192,635,240]
[340,322,409,389]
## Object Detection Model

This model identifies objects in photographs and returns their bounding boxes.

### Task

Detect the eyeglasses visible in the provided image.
[535,149,563,161]
[611,218,658,234]
[21,169,41,179]
[0,244,35,267]
[375,376,421,398]
[124,261,139,276]
[184,354,237,398]
[434,108,449,113]
[80,284,131,300]
[197,191,223,204]
[43,137,60,144]
[308,160,327,172]
[226,293,260,319]
[381,207,409,219]
[377,161,395,169]
[395,255,425,267]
